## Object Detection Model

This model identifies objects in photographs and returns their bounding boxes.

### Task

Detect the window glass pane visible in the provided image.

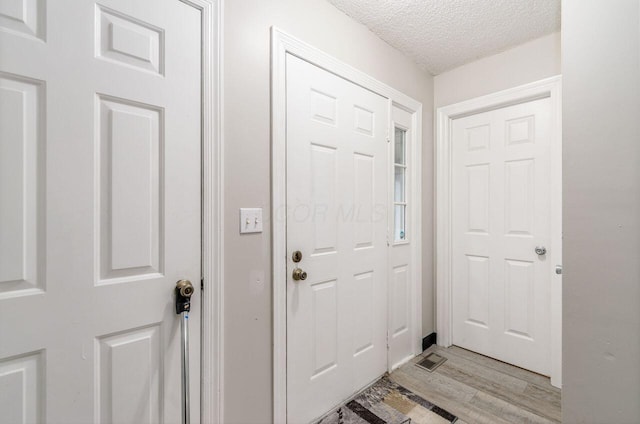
[394,128,406,165]
[394,204,406,241]
[394,126,407,242]
[394,166,405,203]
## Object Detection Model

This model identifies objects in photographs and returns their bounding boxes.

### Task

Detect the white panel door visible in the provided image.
[452,98,553,375]
[286,54,388,423]
[0,1,201,423]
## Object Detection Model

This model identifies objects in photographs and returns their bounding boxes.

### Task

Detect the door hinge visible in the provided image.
[386,330,390,349]
[201,278,204,290]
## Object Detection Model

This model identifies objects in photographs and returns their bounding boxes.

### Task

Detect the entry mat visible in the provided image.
[317,376,458,424]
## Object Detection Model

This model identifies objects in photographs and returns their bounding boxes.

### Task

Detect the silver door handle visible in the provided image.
[535,246,547,256]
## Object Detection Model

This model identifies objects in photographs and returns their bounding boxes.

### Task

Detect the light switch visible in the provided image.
[239,208,263,234]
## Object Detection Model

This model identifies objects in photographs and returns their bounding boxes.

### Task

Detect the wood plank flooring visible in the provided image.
[388,345,561,424]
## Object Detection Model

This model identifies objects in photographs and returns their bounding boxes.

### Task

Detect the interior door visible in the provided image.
[286,54,388,423]
[451,98,553,375]
[0,1,202,422]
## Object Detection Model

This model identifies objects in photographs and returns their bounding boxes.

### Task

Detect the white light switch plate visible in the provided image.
[240,208,263,234]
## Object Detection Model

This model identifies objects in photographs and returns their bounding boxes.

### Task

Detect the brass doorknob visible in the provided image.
[292,268,307,281]
[176,279,194,297]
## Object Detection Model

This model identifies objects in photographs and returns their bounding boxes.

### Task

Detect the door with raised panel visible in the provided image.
[0,1,201,422]
[286,54,388,423]
[451,98,553,375]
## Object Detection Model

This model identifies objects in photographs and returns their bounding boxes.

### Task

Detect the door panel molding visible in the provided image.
[436,76,562,387]
[271,27,423,423]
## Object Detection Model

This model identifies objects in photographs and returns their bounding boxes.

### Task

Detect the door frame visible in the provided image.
[271,27,423,422]
[183,0,224,422]
[435,76,562,387]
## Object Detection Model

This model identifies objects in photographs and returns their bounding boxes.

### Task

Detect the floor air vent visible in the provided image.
[416,352,447,372]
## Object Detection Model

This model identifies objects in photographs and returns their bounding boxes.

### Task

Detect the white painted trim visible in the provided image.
[435,76,562,387]
[548,80,562,388]
[271,27,423,422]
[181,0,224,421]
[410,102,423,360]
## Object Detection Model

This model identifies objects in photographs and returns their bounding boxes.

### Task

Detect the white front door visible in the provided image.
[286,54,388,423]
[451,97,553,375]
[0,1,202,422]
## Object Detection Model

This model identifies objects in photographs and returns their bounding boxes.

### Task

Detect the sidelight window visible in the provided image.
[394,127,407,241]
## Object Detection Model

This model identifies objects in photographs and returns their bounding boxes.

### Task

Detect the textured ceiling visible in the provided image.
[327,0,561,75]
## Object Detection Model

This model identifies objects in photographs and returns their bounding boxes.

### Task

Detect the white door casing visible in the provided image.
[271,28,423,423]
[285,54,388,424]
[452,98,551,375]
[436,77,562,387]
[0,1,208,422]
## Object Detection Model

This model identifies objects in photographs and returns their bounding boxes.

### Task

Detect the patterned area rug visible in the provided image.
[317,377,458,424]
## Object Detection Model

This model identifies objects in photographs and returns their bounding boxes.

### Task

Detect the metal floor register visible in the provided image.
[416,352,447,372]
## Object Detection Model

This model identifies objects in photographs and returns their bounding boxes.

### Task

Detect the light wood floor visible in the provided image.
[389,345,561,424]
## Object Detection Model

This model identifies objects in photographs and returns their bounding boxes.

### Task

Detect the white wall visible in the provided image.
[429,33,561,337]
[434,32,561,108]
[223,1,432,422]
[562,1,640,422]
